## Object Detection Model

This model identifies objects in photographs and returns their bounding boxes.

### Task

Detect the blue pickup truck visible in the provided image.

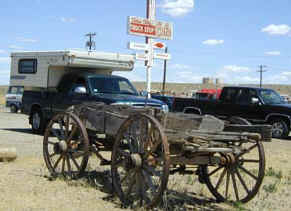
[22,73,168,133]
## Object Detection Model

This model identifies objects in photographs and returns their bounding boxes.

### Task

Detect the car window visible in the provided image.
[222,88,237,103]
[9,87,18,94]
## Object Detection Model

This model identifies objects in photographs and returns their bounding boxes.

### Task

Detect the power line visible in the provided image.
[85,32,96,51]
[257,65,267,88]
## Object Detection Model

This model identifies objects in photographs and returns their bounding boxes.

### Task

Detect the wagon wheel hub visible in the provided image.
[58,140,68,152]
[130,153,142,169]
[220,153,237,166]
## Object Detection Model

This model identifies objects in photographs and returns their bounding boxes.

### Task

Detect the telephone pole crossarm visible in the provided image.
[257,65,267,88]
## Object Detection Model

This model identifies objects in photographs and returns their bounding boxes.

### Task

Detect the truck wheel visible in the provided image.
[31,109,46,134]
[10,104,18,113]
[229,116,251,125]
[270,119,289,139]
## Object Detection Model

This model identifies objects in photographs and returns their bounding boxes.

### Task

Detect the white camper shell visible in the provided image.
[10,50,135,88]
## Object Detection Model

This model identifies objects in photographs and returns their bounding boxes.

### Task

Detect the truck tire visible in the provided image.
[270,118,289,139]
[10,104,18,113]
[31,109,46,134]
[228,116,251,125]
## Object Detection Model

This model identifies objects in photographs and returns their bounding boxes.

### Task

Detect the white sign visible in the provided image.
[128,42,149,51]
[154,53,171,60]
[135,53,149,61]
[153,42,166,49]
[128,16,173,40]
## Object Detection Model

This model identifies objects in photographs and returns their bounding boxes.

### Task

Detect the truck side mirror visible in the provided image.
[73,86,87,94]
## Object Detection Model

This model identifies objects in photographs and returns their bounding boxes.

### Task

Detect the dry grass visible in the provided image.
[0,86,8,105]
[0,95,5,105]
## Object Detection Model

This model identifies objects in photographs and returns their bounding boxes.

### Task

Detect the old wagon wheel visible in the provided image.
[43,112,89,179]
[111,113,170,208]
[201,137,265,203]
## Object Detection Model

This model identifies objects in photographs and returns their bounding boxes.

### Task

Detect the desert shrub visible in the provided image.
[263,182,279,193]
[265,167,283,179]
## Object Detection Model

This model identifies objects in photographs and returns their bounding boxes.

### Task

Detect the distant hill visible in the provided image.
[132,82,291,96]
[1,83,291,105]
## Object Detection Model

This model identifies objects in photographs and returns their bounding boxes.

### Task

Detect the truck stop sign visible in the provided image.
[128,16,173,40]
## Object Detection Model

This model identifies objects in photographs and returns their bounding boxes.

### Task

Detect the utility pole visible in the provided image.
[162,47,168,95]
[257,65,267,88]
[85,32,96,51]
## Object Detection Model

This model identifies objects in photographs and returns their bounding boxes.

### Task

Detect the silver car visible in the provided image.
[5,86,24,113]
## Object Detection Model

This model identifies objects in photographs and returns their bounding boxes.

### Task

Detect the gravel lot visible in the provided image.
[0,109,291,211]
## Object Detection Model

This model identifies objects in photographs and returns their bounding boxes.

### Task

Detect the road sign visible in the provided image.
[128,16,173,40]
[135,53,149,61]
[154,53,171,60]
[153,42,166,49]
[128,42,149,51]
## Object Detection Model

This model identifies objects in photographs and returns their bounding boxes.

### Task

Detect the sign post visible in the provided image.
[127,0,173,97]
[145,0,155,97]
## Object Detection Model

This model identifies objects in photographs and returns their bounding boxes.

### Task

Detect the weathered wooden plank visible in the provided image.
[224,124,272,142]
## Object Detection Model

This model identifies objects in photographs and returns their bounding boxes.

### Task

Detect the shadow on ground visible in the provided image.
[44,169,227,211]
[1,128,39,136]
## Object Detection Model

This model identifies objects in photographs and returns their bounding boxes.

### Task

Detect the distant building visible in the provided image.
[216,78,223,85]
[202,77,214,84]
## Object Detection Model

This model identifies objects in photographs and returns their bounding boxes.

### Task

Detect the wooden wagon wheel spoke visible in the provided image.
[58,119,66,138]
[53,155,63,170]
[238,165,258,180]
[43,112,89,179]
[125,175,136,198]
[231,172,240,201]
[65,114,70,137]
[112,113,169,209]
[143,165,161,177]
[208,166,223,177]
[66,155,72,177]
[120,169,135,184]
[225,170,230,199]
[142,170,157,193]
[215,168,227,190]
[235,168,250,194]
[49,152,57,158]
[67,125,78,143]
[70,154,81,171]
[237,143,258,157]
[61,156,66,174]
[240,159,259,163]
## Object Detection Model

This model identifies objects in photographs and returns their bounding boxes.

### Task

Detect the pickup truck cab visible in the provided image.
[173,86,291,139]
[22,73,167,133]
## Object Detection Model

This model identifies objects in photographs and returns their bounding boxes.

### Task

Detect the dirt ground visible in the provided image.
[0,108,291,211]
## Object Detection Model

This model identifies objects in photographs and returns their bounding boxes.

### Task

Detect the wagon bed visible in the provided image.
[42,102,271,208]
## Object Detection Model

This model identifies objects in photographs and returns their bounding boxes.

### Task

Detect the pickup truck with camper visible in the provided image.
[173,86,291,139]
[9,50,168,133]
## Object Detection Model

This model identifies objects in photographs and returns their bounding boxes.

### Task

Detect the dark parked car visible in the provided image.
[172,86,291,139]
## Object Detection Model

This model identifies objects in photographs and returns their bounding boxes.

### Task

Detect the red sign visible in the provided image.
[153,42,166,49]
[128,16,173,40]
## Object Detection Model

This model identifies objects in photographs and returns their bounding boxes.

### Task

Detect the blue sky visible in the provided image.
[1,0,291,85]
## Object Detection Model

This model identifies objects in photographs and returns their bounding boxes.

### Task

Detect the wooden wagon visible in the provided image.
[42,102,271,208]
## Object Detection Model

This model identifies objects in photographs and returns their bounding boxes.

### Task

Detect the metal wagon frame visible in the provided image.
[42,103,271,208]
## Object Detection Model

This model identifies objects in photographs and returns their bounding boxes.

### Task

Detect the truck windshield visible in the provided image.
[259,89,283,104]
[89,77,138,95]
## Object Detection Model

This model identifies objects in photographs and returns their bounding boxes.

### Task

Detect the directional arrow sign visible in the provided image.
[135,53,149,61]
[153,42,166,49]
[154,53,171,60]
[128,42,149,51]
